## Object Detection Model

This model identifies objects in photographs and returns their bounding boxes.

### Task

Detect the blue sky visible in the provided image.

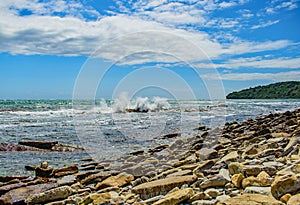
[0,0,300,99]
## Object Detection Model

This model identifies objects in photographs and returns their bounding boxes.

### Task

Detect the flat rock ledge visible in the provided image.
[0,108,299,205]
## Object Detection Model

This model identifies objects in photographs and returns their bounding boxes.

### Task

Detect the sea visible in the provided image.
[1,98,300,176]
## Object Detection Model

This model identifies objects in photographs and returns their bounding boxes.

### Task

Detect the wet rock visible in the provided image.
[287,193,300,205]
[193,160,215,177]
[0,183,57,205]
[35,161,54,178]
[153,188,194,205]
[26,185,73,204]
[95,172,134,189]
[220,194,284,205]
[200,175,227,189]
[149,144,169,154]
[0,142,42,152]
[0,182,27,195]
[132,175,197,199]
[161,133,181,139]
[0,176,28,183]
[271,174,300,199]
[19,141,58,150]
[57,175,76,186]
[53,165,78,177]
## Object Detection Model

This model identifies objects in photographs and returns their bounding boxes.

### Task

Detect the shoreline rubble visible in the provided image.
[0,108,300,204]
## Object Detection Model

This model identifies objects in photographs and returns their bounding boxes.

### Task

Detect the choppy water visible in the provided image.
[1,98,300,176]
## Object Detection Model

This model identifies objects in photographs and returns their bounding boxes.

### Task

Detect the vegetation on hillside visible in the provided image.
[226,81,300,99]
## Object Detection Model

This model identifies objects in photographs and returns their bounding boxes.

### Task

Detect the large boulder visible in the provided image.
[219,194,284,205]
[25,185,73,204]
[132,175,197,199]
[0,183,57,205]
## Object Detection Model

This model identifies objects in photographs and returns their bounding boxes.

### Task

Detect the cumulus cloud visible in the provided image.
[0,0,298,68]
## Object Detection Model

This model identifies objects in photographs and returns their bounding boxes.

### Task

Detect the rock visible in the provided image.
[242,171,273,188]
[0,175,28,183]
[26,185,73,204]
[282,137,300,156]
[231,173,244,188]
[216,195,230,203]
[272,132,290,138]
[0,182,27,195]
[219,194,284,205]
[244,186,271,195]
[53,165,78,177]
[96,172,134,189]
[149,144,169,154]
[219,151,239,164]
[192,199,217,205]
[196,148,218,160]
[153,188,194,205]
[280,193,292,204]
[219,169,231,181]
[161,133,181,139]
[35,161,54,178]
[80,192,112,205]
[57,175,76,186]
[166,170,193,178]
[19,141,58,149]
[0,142,42,152]
[132,175,197,199]
[193,160,215,177]
[204,188,220,198]
[243,164,277,176]
[189,192,210,202]
[200,175,227,189]
[271,174,300,199]
[81,171,111,185]
[228,162,244,175]
[0,183,57,205]
[124,163,156,177]
[287,193,300,205]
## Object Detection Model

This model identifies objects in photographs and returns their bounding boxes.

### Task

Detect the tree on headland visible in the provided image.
[226,81,300,99]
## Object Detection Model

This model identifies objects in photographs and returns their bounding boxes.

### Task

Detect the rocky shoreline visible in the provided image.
[0,108,300,205]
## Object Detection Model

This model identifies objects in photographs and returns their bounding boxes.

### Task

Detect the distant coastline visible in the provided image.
[226,81,300,99]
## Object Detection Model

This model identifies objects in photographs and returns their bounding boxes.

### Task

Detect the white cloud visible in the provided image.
[251,20,280,29]
[0,0,298,67]
[215,71,300,81]
[196,56,300,69]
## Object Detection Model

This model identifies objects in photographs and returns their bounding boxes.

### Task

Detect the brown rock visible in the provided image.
[287,193,300,205]
[0,142,43,152]
[200,175,227,189]
[196,148,218,160]
[153,188,194,205]
[280,193,292,204]
[53,166,78,177]
[228,162,244,175]
[81,171,111,185]
[26,185,73,204]
[132,175,197,199]
[219,151,239,164]
[242,171,273,188]
[231,173,244,188]
[271,174,300,199]
[193,160,215,177]
[96,172,134,189]
[19,141,58,149]
[0,176,28,183]
[0,183,57,205]
[219,194,284,205]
